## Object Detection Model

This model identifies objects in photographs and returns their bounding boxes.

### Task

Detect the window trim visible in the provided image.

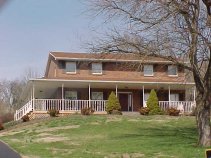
[168,65,178,76]
[91,92,104,100]
[65,61,76,74]
[92,62,102,75]
[144,92,150,102]
[143,65,154,76]
[65,91,77,100]
[170,93,179,101]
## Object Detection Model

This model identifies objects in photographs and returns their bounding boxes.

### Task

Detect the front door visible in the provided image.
[118,93,132,111]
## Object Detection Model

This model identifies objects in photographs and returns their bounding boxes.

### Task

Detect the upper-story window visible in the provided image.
[168,65,177,76]
[66,62,76,74]
[144,65,154,76]
[92,63,102,74]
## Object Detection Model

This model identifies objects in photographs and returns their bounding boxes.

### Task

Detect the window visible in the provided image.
[170,93,179,101]
[144,93,150,102]
[65,62,76,73]
[91,92,103,100]
[92,63,102,74]
[168,65,177,76]
[144,65,153,76]
[65,91,77,100]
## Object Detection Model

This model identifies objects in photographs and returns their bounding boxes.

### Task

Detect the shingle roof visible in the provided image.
[50,52,172,63]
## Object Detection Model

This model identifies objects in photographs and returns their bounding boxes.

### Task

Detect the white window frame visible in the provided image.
[168,65,178,76]
[91,92,103,100]
[170,93,179,101]
[92,63,102,74]
[65,62,76,74]
[65,91,77,100]
[144,65,154,76]
[144,93,150,102]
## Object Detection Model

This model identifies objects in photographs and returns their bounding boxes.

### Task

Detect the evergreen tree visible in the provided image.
[106,91,121,114]
[147,89,161,115]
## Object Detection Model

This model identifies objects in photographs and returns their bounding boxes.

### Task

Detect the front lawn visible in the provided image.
[0,115,205,158]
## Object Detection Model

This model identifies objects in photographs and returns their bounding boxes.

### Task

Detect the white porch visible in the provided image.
[14,99,196,121]
[14,79,196,121]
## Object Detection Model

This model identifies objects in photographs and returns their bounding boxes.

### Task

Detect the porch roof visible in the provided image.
[25,78,195,99]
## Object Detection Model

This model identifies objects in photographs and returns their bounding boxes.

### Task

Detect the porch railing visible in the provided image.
[14,100,33,121]
[14,99,196,121]
[159,101,196,113]
[34,99,106,112]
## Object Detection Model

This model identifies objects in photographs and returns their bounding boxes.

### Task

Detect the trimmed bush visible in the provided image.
[139,107,150,115]
[147,89,162,115]
[0,123,4,130]
[81,107,94,115]
[167,107,180,116]
[21,115,30,122]
[106,91,121,114]
[47,109,59,117]
[190,106,196,116]
[0,113,14,123]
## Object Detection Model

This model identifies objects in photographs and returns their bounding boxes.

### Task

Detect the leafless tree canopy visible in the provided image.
[88,0,211,146]
[90,1,209,65]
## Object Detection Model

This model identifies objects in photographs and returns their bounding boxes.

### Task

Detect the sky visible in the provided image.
[0,0,107,80]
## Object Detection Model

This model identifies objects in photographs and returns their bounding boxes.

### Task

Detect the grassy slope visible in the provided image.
[0,115,205,158]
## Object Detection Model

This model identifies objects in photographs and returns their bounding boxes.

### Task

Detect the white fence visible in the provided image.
[14,100,33,121]
[14,99,195,121]
[159,101,196,113]
[34,99,106,112]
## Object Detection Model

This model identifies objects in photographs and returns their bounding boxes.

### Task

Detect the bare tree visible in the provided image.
[22,67,41,84]
[88,0,211,146]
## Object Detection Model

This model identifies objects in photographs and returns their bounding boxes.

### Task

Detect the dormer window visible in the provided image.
[92,63,102,74]
[144,65,154,76]
[65,62,76,74]
[168,65,177,76]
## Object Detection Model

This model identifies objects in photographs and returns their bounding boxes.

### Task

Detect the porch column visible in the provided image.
[143,85,146,107]
[30,88,33,101]
[193,87,196,102]
[89,84,91,107]
[32,83,35,110]
[168,85,171,106]
[115,84,118,97]
[62,84,64,111]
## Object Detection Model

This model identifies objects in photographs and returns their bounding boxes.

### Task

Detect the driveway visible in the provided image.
[0,141,21,158]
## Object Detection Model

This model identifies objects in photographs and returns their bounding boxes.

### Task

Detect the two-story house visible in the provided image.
[15,52,195,120]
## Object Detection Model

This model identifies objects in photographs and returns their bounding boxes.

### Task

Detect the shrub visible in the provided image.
[21,114,30,122]
[0,123,4,130]
[106,91,121,114]
[147,89,162,115]
[0,113,14,123]
[190,106,196,116]
[47,109,59,117]
[81,107,94,115]
[139,107,150,115]
[167,107,180,116]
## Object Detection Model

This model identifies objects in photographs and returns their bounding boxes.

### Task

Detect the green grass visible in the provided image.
[0,115,206,158]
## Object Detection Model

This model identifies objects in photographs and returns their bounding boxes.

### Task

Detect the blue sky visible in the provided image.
[0,0,106,80]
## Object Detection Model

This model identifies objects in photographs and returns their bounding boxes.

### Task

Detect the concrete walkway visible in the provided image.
[0,141,21,158]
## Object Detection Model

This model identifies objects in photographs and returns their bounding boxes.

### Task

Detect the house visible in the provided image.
[14,52,196,120]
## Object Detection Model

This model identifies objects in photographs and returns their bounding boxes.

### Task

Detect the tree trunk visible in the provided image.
[196,99,211,147]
